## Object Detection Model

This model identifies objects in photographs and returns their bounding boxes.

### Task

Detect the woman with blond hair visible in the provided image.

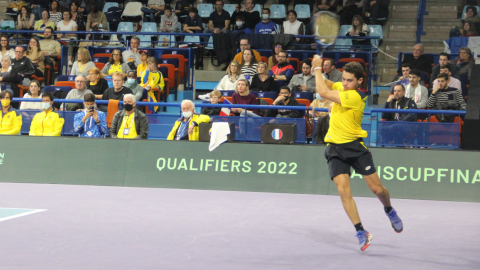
[250,61,275,92]
[70,48,95,76]
[346,15,370,48]
[216,60,246,91]
[86,67,109,99]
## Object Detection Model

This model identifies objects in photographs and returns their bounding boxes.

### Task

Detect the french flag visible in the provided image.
[219,98,232,116]
[272,129,283,140]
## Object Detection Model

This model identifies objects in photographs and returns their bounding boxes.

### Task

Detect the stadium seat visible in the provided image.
[256,92,277,99]
[43,86,72,93]
[158,65,174,101]
[224,4,236,16]
[118,22,134,40]
[253,4,262,13]
[106,100,119,128]
[0,20,15,29]
[205,36,214,50]
[55,81,76,88]
[183,35,201,45]
[103,2,119,13]
[93,57,110,63]
[57,75,76,82]
[161,54,187,93]
[94,62,105,70]
[157,35,176,47]
[261,56,268,64]
[259,97,273,105]
[137,35,152,48]
[335,25,353,50]
[296,98,311,107]
[198,4,213,19]
[292,91,313,102]
[289,58,300,71]
[368,25,383,47]
[141,22,157,33]
[219,90,235,96]
[294,5,310,20]
[462,6,480,20]
[270,4,286,19]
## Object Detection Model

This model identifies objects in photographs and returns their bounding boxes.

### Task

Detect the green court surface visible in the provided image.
[0,208,46,222]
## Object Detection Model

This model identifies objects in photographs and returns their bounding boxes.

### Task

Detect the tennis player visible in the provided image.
[311,55,403,251]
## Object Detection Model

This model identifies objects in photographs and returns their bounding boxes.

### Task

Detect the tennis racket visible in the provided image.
[312,11,340,57]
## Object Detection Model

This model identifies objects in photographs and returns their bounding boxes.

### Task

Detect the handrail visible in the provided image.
[416,0,428,43]
[372,108,466,115]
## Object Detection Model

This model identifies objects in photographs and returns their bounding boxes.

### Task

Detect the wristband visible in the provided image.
[314,67,322,71]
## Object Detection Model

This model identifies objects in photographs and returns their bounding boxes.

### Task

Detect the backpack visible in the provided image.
[105,6,123,32]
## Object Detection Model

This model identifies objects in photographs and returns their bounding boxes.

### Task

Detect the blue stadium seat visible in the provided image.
[369,25,383,47]
[137,35,152,48]
[219,90,235,96]
[177,22,182,32]
[462,5,480,20]
[93,57,110,63]
[224,4,236,16]
[141,22,157,33]
[157,35,176,47]
[205,36,214,50]
[294,5,310,19]
[183,35,200,44]
[103,2,119,13]
[292,91,313,102]
[43,86,72,93]
[253,5,262,13]
[270,4,286,19]
[0,20,15,29]
[19,110,41,135]
[255,92,277,99]
[198,4,213,19]
[160,58,179,68]
[118,22,134,40]
[335,25,353,50]
[57,75,76,82]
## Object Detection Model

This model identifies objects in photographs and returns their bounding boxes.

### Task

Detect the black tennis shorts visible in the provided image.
[324,139,376,180]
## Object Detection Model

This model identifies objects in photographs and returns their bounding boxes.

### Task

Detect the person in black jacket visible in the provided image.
[183,7,204,33]
[201,90,222,116]
[250,61,275,92]
[397,44,433,74]
[231,0,261,31]
[382,84,417,122]
[0,56,21,97]
[267,86,302,118]
[11,46,36,85]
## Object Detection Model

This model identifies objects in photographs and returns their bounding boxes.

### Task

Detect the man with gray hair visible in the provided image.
[122,36,143,68]
[61,74,94,111]
[397,44,433,74]
[110,94,149,139]
[167,99,211,141]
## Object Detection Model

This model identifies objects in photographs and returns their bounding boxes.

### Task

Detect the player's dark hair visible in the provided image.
[343,62,364,80]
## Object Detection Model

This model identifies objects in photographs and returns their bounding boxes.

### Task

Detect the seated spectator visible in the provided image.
[288,59,316,93]
[0,56,20,95]
[323,58,342,82]
[0,35,14,60]
[460,21,477,37]
[49,1,62,25]
[19,80,43,110]
[268,51,295,91]
[160,6,179,33]
[0,90,22,135]
[101,49,132,77]
[25,37,45,78]
[100,72,133,112]
[110,94,149,139]
[364,0,389,25]
[136,50,150,78]
[339,0,363,26]
[313,104,332,145]
[74,93,108,138]
[11,46,36,86]
[428,73,466,114]
[431,53,459,85]
[465,5,480,24]
[268,86,302,118]
[309,90,332,118]
[346,15,370,48]
[201,90,222,116]
[139,57,164,112]
[232,0,260,31]
[240,49,258,78]
[250,61,275,92]
[71,48,95,76]
[232,16,252,36]
[57,9,78,65]
[392,63,412,84]
[87,67,109,99]
[231,78,263,117]
[30,0,49,21]
[34,9,56,38]
[61,75,94,111]
[174,0,190,20]
[432,65,461,94]
[216,61,246,90]
[29,92,65,136]
[317,0,339,12]
[17,6,35,40]
[167,99,210,141]
[122,37,142,69]
[453,47,474,82]
[86,4,107,40]
[404,69,428,109]
[233,39,262,64]
[281,10,304,45]
[203,0,230,42]
[71,1,86,39]
[383,84,417,121]
[255,8,278,34]
[39,27,61,63]
[397,44,433,74]
[141,0,165,23]
[268,43,289,70]
[183,7,204,34]
[124,71,144,104]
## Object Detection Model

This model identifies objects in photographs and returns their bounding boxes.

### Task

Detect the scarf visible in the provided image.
[407,84,421,104]
[124,81,138,90]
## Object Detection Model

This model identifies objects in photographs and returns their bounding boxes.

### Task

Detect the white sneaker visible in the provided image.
[198,93,211,101]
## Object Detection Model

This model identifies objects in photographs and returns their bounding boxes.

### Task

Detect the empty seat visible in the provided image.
[335,25,353,50]
[141,22,157,32]
[103,2,119,13]
[292,91,313,101]
[137,35,152,48]
[294,4,310,19]
[183,35,200,44]
[368,25,383,47]
[43,86,72,93]
[198,4,213,19]
[270,4,286,19]
[224,4,236,16]
[157,35,176,47]
[118,22,134,40]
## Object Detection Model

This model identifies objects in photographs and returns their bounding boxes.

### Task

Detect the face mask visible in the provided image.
[42,102,51,110]
[127,78,136,84]
[236,21,243,27]
[262,14,269,20]
[316,93,323,100]
[182,111,193,118]
[1,99,10,107]
[124,103,133,111]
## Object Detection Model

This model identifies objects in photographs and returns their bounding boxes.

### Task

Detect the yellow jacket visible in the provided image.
[29,110,65,136]
[0,107,22,135]
[167,114,211,141]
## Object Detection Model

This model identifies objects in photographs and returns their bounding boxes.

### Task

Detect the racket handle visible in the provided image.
[316,44,323,58]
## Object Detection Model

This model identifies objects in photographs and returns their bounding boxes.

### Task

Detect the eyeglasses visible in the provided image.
[459,52,468,54]
[15,51,22,53]
[75,80,86,83]
[113,54,121,56]
[240,44,248,47]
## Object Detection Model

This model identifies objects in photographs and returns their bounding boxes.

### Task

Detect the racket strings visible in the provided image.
[314,14,339,45]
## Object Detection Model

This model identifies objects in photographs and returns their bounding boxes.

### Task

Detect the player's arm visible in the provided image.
[312,56,341,104]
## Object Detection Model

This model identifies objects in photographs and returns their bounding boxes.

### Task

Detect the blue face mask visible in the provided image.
[42,102,51,110]
[316,93,323,100]
[127,78,136,84]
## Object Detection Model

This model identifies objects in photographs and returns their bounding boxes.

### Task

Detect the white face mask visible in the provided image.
[316,93,323,100]
[182,111,193,118]
[262,14,269,20]
[236,21,243,27]
[329,112,331,118]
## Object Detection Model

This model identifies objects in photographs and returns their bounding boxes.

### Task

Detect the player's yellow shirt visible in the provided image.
[324,82,368,144]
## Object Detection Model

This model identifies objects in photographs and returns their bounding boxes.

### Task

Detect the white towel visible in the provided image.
[209,122,230,152]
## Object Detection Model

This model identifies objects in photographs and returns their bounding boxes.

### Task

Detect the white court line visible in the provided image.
[0,208,47,222]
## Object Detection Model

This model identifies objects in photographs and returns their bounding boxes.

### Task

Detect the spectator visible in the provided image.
[382,84,417,122]
[167,99,210,141]
[34,9,56,38]
[339,0,363,26]
[25,37,45,78]
[323,58,342,82]
[313,103,332,144]
[241,49,258,78]
[397,44,433,74]
[453,47,474,82]
[232,0,260,30]
[136,50,150,78]
[71,48,95,76]
[364,0,389,25]
[465,5,480,24]
[268,86,302,118]
[233,39,262,64]
[11,46,36,86]
[87,67,109,99]
[101,49,132,77]
[232,16,252,35]
[431,53,459,85]
[0,34,14,60]
[268,43,289,70]
[30,0,49,20]
[268,50,295,91]
[404,69,428,109]
[250,61,275,92]
[73,93,108,138]
[288,59,316,93]
[183,7,204,34]
[432,65,462,94]
[86,4,107,40]
[19,80,43,110]
[0,90,22,135]
[392,63,411,82]
[160,6,179,33]
[71,1,86,39]
[0,56,20,95]
[428,73,466,112]
[309,89,332,118]
[281,10,304,45]
[49,1,63,25]
[110,94,149,139]
[231,78,262,117]
[174,0,190,19]
[61,75,94,111]
[17,6,35,40]
[124,71,144,103]
[100,72,133,112]
[346,15,370,48]
[201,90,222,116]
[139,57,164,112]
[57,9,78,65]
[141,0,165,23]
[122,37,142,68]
[205,0,231,36]
[255,8,278,34]
[39,27,61,62]
[216,61,246,90]
[29,92,65,136]
[460,21,477,37]
[317,0,339,12]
